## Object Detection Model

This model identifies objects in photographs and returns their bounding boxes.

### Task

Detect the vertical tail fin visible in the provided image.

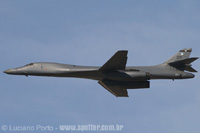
[163,48,198,72]
[164,48,192,64]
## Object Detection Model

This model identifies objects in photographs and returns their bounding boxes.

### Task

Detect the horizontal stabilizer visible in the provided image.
[169,57,198,65]
[169,57,198,72]
[185,66,198,72]
[184,57,199,64]
[99,50,128,72]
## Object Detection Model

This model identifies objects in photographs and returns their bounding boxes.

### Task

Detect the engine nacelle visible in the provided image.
[100,79,150,89]
[104,71,150,81]
[125,71,150,80]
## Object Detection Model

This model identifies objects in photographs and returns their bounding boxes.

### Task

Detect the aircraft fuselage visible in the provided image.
[4,62,194,81]
[4,48,198,97]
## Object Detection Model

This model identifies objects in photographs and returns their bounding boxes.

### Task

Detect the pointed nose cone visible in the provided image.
[4,69,11,74]
[4,69,17,74]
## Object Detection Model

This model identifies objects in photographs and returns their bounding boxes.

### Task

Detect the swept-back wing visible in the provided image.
[98,80,150,97]
[99,50,128,72]
[98,80,128,97]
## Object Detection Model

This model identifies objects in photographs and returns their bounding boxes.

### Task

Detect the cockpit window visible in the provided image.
[25,63,34,66]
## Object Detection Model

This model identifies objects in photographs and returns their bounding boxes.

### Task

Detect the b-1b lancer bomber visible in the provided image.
[4,48,198,97]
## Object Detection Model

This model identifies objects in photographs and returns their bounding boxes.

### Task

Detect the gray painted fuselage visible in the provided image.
[4,62,194,81]
[4,48,198,97]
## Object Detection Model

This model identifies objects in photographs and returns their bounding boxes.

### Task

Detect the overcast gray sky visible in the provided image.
[0,0,200,132]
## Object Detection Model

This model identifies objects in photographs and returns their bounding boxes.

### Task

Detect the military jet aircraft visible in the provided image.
[4,48,198,97]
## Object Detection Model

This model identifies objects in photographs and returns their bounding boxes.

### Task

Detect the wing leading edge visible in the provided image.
[99,50,128,72]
